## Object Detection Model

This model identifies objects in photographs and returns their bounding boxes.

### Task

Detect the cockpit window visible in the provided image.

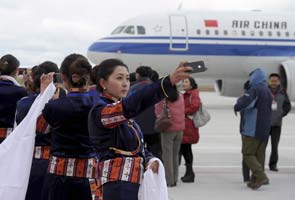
[124,26,135,35]
[137,26,146,35]
[111,26,125,35]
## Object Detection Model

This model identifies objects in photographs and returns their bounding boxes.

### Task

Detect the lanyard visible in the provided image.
[109,120,142,156]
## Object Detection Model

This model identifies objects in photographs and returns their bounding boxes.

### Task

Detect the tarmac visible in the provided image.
[168,92,295,200]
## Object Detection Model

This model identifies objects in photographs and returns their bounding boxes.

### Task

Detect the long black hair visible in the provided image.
[188,77,198,89]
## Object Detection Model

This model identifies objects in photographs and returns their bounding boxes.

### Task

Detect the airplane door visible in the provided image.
[169,15,188,51]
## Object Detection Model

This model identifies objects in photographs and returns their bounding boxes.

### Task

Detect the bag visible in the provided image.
[193,103,210,127]
[154,100,172,132]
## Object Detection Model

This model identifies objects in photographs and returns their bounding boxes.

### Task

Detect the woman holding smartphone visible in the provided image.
[88,59,192,200]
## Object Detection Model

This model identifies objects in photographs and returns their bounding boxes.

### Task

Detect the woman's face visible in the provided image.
[183,78,192,91]
[100,66,130,100]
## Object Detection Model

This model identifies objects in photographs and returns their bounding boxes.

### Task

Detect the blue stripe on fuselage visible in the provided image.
[88,41,295,56]
[101,36,295,43]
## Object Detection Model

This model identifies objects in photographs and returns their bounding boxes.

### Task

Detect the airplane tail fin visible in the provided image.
[177,2,183,11]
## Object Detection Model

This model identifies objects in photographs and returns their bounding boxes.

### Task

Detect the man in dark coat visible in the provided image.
[128,66,162,160]
[267,73,291,172]
[234,68,272,190]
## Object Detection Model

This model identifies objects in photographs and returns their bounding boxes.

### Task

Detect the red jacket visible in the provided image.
[155,94,185,132]
[183,89,201,144]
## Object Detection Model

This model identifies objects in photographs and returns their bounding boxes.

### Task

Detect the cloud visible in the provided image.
[0,0,294,67]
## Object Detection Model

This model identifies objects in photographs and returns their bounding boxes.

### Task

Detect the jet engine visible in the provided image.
[215,78,246,98]
[279,60,295,101]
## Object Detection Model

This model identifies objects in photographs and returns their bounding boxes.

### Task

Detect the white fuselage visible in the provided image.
[87,10,295,97]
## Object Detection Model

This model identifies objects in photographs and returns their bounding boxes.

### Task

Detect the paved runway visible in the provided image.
[168,92,295,200]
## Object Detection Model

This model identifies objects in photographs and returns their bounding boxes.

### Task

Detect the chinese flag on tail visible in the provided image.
[204,20,218,27]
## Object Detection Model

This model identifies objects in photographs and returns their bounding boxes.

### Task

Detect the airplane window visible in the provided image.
[259,31,264,37]
[250,31,255,36]
[137,26,146,35]
[268,31,272,37]
[214,30,219,35]
[285,32,290,37]
[223,30,228,36]
[196,29,201,35]
[241,30,246,36]
[111,26,125,35]
[277,31,281,37]
[124,26,135,35]
[206,30,210,35]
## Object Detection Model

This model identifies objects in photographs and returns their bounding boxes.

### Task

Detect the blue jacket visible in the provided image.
[0,80,27,128]
[42,91,97,158]
[16,94,52,147]
[128,78,157,135]
[234,69,272,141]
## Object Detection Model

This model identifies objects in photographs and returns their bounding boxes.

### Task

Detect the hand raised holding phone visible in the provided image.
[183,61,208,74]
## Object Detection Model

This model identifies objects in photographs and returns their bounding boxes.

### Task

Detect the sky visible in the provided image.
[0,0,294,67]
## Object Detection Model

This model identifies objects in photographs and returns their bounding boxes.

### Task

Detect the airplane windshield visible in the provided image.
[137,26,146,35]
[111,25,146,35]
[123,26,135,34]
[111,26,125,35]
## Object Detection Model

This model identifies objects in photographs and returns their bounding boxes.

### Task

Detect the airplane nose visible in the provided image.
[87,39,122,64]
[88,41,117,53]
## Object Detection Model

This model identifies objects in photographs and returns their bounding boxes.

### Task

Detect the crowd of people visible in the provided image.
[0,53,197,200]
[0,53,292,200]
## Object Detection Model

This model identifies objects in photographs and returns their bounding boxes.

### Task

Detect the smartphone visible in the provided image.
[184,61,207,73]
[53,73,63,83]
[18,68,26,75]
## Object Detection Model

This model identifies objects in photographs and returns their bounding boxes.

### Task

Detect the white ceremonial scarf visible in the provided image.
[0,75,21,86]
[0,82,55,200]
[138,158,168,200]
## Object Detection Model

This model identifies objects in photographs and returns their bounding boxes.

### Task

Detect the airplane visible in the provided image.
[87,10,295,100]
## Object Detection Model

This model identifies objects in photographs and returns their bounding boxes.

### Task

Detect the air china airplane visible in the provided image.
[87,10,295,100]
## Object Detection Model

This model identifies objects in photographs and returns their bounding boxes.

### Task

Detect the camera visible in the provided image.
[53,73,62,83]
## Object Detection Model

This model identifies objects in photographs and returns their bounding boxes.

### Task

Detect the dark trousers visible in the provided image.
[268,126,282,168]
[180,144,193,165]
[241,136,250,181]
[25,159,49,200]
[242,160,250,182]
[144,133,162,160]
[41,174,92,200]
[103,181,140,200]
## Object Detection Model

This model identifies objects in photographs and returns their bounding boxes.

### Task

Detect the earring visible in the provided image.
[103,87,107,91]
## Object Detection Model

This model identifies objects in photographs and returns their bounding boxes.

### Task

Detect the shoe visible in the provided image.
[269,166,279,172]
[181,172,195,183]
[247,178,269,190]
[167,182,177,187]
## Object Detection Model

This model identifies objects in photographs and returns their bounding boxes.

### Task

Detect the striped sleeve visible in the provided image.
[36,115,50,134]
[100,102,127,128]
